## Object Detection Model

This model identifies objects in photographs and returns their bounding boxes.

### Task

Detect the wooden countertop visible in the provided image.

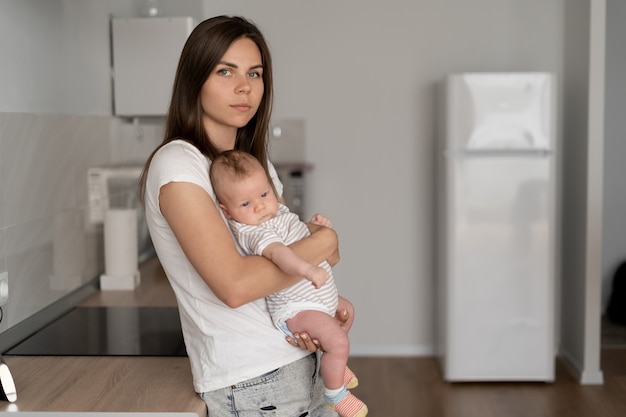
[0,356,204,414]
[0,258,206,415]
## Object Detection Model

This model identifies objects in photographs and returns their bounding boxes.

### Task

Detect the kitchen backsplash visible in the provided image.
[0,113,161,338]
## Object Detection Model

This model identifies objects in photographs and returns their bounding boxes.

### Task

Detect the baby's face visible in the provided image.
[219,168,279,226]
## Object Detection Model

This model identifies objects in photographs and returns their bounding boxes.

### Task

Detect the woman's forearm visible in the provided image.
[204,232,336,308]
[160,181,302,307]
[289,225,338,267]
[219,255,301,307]
[226,227,337,306]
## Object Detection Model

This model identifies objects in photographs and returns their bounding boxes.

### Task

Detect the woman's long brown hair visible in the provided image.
[138,15,274,202]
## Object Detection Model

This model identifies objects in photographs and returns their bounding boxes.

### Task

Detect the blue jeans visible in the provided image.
[200,352,338,417]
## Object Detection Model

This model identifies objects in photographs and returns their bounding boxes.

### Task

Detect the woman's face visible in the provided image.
[200,37,264,150]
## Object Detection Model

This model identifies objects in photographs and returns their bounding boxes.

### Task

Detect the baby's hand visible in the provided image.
[310,213,332,228]
[305,265,329,289]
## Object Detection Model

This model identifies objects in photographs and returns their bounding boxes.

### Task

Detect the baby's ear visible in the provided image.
[219,203,233,220]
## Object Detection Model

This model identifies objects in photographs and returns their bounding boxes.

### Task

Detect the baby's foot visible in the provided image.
[328,392,368,417]
[344,366,358,389]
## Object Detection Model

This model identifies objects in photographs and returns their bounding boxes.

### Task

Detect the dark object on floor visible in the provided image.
[607,260,626,325]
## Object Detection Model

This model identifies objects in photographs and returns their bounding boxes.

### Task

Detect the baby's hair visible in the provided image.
[209,149,263,173]
[210,150,259,180]
[210,150,266,200]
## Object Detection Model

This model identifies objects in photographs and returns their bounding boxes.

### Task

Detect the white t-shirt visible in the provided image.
[144,140,309,393]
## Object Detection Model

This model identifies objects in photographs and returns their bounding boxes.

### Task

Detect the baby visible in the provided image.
[209,150,367,417]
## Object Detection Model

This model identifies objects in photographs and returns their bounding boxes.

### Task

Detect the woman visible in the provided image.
[139,15,349,416]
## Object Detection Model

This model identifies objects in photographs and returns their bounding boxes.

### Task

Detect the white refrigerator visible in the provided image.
[436,73,556,382]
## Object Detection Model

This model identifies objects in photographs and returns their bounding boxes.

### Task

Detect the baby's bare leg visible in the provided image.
[287,310,349,389]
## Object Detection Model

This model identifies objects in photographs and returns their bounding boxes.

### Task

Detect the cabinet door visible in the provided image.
[112,17,195,117]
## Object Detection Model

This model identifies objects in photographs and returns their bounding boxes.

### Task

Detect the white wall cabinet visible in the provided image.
[111,17,195,117]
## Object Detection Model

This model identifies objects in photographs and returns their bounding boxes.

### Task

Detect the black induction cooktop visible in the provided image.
[4,306,186,356]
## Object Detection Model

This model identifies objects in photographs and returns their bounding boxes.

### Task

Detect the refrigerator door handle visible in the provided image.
[444,149,553,158]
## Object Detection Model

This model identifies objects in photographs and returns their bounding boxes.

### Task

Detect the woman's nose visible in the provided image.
[236,77,251,94]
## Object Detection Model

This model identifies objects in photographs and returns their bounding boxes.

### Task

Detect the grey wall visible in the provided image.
[214,0,565,356]
[602,0,626,311]
[1,0,606,383]
[559,0,605,384]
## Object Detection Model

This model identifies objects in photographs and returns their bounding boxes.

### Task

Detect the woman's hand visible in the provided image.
[285,331,322,352]
[286,303,351,351]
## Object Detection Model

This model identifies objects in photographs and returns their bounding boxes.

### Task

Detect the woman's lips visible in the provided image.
[231,103,252,112]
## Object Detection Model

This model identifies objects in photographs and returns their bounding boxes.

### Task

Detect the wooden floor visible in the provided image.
[347,349,626,417]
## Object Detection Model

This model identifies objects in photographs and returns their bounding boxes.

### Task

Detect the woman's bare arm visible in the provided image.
[302,222,340,267]
[159,181,337,307]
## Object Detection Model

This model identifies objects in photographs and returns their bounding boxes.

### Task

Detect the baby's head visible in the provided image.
[210,150,279,226]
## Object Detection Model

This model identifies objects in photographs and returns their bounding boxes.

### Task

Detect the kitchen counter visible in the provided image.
[0,258,206,415]
[0,356,204,414]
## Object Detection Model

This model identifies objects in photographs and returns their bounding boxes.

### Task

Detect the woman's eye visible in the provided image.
[248,71,261,78]
[217,68,231,76]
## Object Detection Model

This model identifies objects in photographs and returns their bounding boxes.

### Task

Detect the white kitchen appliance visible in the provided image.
[87,164,153,263]
[269,118,312,219]
[436,72,557,381]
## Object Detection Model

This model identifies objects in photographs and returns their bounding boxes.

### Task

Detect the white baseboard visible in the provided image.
[559,349,604,385]
[349,344,434,357]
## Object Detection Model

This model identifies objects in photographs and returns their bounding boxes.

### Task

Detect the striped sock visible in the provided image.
[324,386,348,404]
[344,367,359,389]
[327,391,368,417]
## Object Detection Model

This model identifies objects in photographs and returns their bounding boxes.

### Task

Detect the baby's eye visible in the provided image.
[261,192,268,198]
[241,201,249,207]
